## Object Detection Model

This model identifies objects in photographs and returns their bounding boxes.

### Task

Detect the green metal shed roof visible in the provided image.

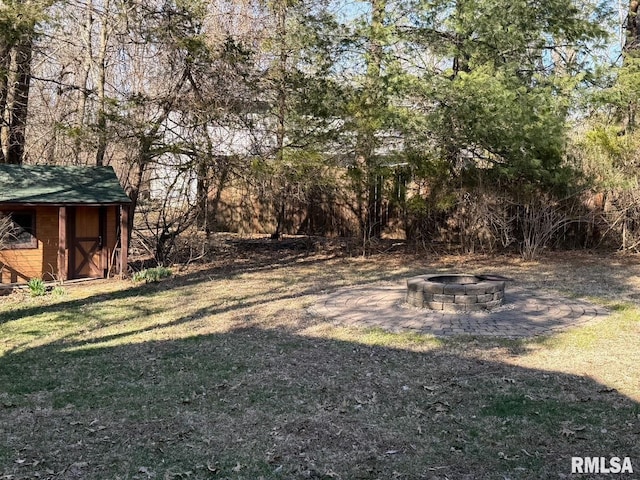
[0,165,131,205]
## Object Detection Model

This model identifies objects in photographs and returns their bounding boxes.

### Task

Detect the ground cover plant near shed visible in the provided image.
[0,245,639,479]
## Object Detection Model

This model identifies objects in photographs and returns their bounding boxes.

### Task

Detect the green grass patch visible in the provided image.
[480,393,603,427]
[360,327,442,347]
[132,266,173,283]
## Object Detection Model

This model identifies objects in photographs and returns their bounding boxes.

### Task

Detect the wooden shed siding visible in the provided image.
[0,205,123,283]
[106,206,117,270]
[0,207,59,283]
[41,208,59,279]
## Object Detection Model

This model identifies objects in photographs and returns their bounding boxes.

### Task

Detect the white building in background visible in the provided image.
[146,115,276,205]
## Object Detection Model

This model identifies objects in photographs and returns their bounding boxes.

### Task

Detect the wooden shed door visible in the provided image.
[71,207,106,279]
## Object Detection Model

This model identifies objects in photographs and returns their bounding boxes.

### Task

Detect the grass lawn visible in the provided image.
[1,245,639,479]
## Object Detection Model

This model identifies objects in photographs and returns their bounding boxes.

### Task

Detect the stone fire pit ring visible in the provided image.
[407,274,506,312]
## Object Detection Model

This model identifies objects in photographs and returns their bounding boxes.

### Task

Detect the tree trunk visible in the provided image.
[273,0,288,237]
[626,0,640,51]
[196,157,209,230]
[95,0,110,166]
[354,0,385,246]
[77,0,94,129]
[126,135,154,241]
[0,39,11,163]
[623,0,640,132]
[125,67,190,239]
[2,36,33,164]
[209,158,230,232]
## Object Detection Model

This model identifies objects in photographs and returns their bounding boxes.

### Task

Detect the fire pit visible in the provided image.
[406,274,506,312]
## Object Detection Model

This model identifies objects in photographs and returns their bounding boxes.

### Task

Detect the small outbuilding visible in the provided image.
[0,165,131,284]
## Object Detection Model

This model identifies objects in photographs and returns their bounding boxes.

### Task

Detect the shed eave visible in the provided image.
[0,201,131,207]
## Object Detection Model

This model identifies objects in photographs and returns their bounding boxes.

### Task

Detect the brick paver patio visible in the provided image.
[310,283,610,338]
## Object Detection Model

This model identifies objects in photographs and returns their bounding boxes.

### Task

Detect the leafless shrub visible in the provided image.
[452,192,514,254]
[510,195,584,260]
[0,214,15,282]
[134,159,200,266]
[0,214,16,251]
[592,188,640,252]
[446,188,594,259]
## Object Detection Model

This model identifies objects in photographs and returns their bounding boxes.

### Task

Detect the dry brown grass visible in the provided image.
[0,243,639,479]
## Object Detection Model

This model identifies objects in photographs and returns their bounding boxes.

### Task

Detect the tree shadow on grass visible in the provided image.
[0,248,434,329]
[0,325,638,480]
[0,251,337,325]
[1,249,633,369]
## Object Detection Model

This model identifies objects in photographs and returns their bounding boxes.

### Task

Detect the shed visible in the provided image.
[0,165,131,284]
